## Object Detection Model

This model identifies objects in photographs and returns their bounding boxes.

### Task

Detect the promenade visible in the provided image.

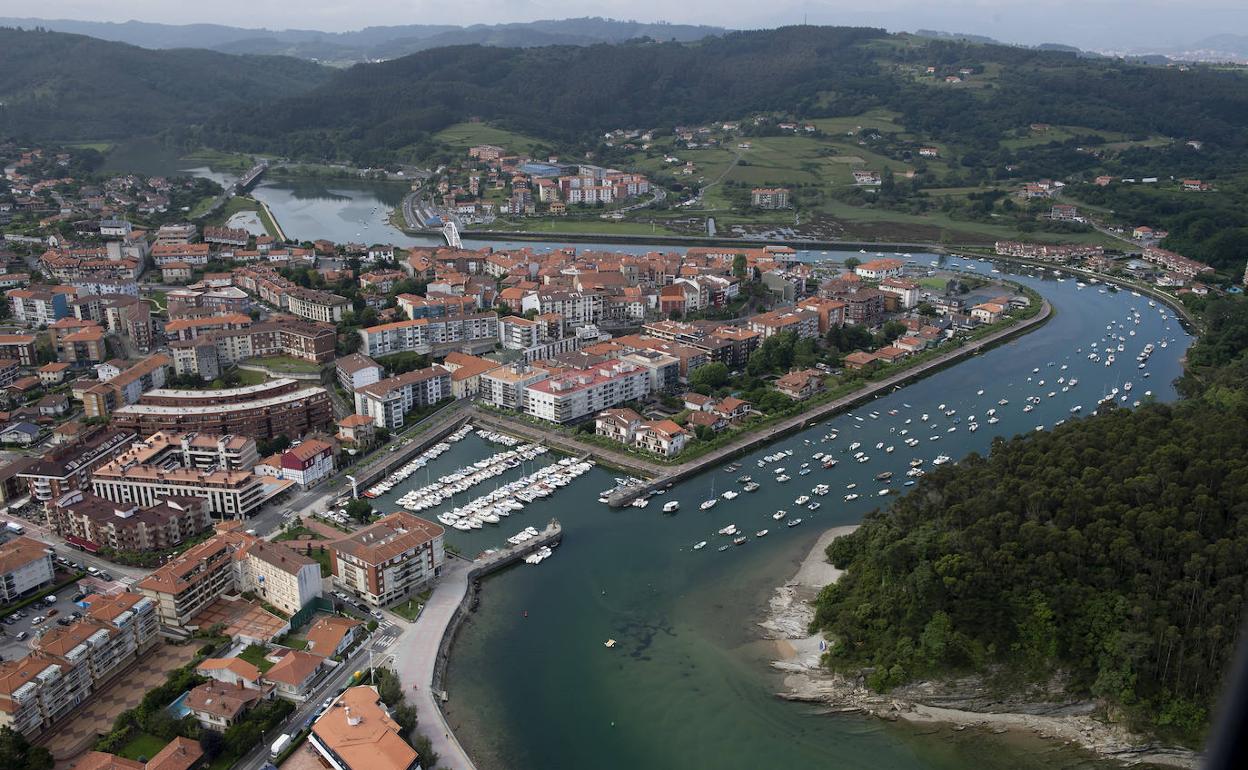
[393,521,563,770]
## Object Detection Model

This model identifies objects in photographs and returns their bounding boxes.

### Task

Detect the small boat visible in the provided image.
[718,524,738,536]
[755,530,769,538]
[663,501,680,513]
[772,510,787,520]
[787,518,802,527]
[721,490,739,500]
[718,545,730,552]
[733,536,748,546]
[605,639,617,648]
[878,489,893,496]
[844,493,860,501]
[693,541,707,550]
[700,499,717,511]
[875,471,893,481]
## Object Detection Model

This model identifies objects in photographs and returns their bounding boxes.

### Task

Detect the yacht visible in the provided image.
[795,495,811,505]
[700,498,717,511]
[721,490,739,501]
[933,455,952,465]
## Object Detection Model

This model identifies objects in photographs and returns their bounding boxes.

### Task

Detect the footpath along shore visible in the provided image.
[761,529,1202,769]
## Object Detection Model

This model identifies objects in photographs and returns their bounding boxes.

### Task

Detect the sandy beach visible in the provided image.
[759,525,1201,769]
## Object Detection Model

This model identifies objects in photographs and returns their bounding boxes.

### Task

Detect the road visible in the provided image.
[232,612,405,770]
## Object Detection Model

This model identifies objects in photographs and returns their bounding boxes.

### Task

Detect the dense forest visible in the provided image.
[198,26,1248,166]
[0,28,329,140]
[811,296,1248,746]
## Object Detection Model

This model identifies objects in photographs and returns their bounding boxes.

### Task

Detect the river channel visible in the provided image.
[146,160,1190,768]
[362,267,1188,770]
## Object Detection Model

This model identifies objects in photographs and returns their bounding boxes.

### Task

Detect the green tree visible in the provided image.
[346,498,373,523]
[689,361,730,392]
[843,256,862,271]
[732,253,747,279]
[0,725,53,770]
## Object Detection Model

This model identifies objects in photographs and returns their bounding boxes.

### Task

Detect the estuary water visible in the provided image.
[360,263,1190,770]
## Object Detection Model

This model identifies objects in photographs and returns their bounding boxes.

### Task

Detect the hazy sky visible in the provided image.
[5,1,1248,49]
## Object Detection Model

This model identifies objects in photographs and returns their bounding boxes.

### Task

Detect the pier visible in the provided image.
[392,519,562,770]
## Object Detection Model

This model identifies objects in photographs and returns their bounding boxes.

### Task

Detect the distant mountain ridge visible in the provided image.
[0,16,725,63]
[0,27,329,140]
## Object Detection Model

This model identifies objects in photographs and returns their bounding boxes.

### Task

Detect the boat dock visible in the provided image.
[602,298,1052,507]
[350,407,473,494]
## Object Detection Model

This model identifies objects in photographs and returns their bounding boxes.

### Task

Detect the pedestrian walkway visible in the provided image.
[392,559,476,770]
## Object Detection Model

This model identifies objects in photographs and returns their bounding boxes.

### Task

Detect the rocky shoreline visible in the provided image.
[759,525,1201,769]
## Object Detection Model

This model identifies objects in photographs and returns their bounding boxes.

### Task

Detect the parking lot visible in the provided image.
[0,556,120,661]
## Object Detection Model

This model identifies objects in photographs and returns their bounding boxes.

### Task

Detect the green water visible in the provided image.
[364,262,1190,770]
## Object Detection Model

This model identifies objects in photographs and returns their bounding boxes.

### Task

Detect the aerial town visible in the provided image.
[0,122,1230,770]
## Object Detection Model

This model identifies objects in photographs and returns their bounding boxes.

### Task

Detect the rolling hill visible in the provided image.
[0,17,725,64]
[0,27,330,140]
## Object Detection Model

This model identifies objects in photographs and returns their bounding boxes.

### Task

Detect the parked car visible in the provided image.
[15,631,27,641]
[30,616,45,626]
[370,610,384,620]
[46,609,58,617]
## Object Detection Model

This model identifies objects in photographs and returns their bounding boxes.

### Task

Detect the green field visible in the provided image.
[119,733,168,761]
[435,122,548,157]
[238,644,274,673]
[248,355,323,373]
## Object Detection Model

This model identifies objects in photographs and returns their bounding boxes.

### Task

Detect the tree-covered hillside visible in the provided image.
[201,26,1248,166]
[811,296,1248,746]
[0,28,329,140]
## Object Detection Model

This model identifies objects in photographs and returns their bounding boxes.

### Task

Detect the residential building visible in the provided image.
[971,302,1006,324]
[499,315,541,350]
[854,258,905,280]
[329,511,445,607]
[137,527,321,629]
[479,363,550,411]
[440,352,499,399]
[7,286,74,326]
[17,427,138,503]
[358,314,499,357]
[353,366,452,430]
[80,354,172,418]
[0,334,37,366]
[285,288,350,324]
[51,490,212,554]
[878,278,921,309]
[110,379,333,440]
[263,650,327,701]
[0,535,55,602]
[336,354,384,393]
[775,369,825,400]
[195,657,263,689]
[617,349,680,393]
[750,187,790,208]
[595,408,642,444]
[747,309,819,340]
[184,680,274,730]
[795,297,847,333]
[303,615,363,657]
[633,420,688,457]
[524,362,650,424]
[256,439,336,488]
[336,414,376,447]
[309,686,420,770]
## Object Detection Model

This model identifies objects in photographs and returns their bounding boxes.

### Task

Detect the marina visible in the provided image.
[431,256,1192,770]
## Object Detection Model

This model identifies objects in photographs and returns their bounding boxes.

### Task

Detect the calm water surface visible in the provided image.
[363,263,1189,770]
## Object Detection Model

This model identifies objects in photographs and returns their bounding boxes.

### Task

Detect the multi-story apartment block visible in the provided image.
[0,536,55,603]
[0,593,158,739]
[522,291,603,327]
[335,353,384,393]
[523,362,651,424]
[286,287,349,323]
[751,187,790,209]
[478,362,550,411]
[0,333,38,366]
[79,354,172,418]
[51,491,212,553]
[358,313,500,357]
[110,379,333,440]
[329,511,444,607]
[6,286,74,325]
[498,315,541,350]
[746,309,820,340]
[353,366,451,430]
[136,526,320,629]
[17,427,138,503]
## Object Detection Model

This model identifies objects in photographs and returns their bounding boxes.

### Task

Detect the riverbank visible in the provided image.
[761,528,1202,769]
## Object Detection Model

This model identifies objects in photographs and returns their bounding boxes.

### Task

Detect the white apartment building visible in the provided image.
[478,363,549,411]
[499,315,541,350]
[520,291,603,327]
[353,366,452,430]
[0,536,55,602]
[358,314,500,357]
[523,363,651,424]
